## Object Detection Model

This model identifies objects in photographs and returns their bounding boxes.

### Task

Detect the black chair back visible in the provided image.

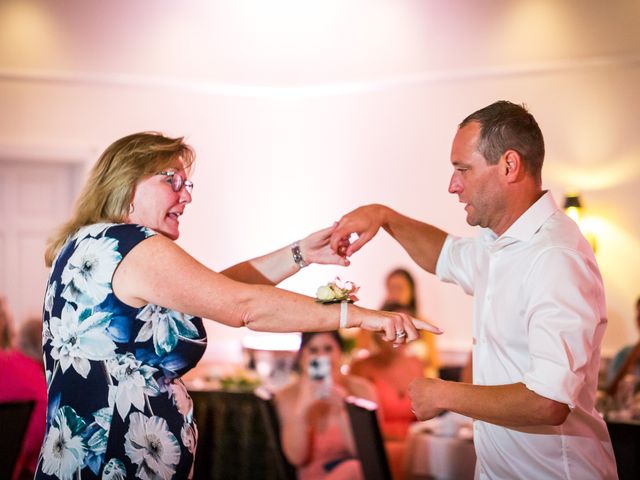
[0,400,35,480]
[254,389,297,480]
[607,420,640,480]
[344,396,392,480]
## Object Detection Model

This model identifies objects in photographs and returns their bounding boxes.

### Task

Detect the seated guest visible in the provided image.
[350,304,426,479]
[607,296,640,395]
[0,300,46,480]
[275,331,377,480]
[351,304,425,439]
[356,268,439,376]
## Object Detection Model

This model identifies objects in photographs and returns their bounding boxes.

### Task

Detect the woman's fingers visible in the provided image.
[390,313,420,346]
[412,318,444,335]
[401,314,421,342]
[375,312,441,345]
[360,309,443,345]
[302,225,353,266]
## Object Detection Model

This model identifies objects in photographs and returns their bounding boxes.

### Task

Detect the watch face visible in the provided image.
[292,243,306,267]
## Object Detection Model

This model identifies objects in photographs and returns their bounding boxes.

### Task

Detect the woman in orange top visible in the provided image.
[351,303,426,479]
[355,268,439,376]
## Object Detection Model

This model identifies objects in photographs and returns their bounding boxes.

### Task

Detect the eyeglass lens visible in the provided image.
[166,172,193,193]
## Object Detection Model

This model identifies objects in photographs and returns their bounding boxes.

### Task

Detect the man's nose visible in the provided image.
[448,175,460,194]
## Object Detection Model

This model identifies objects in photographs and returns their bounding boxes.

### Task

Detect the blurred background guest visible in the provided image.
[275,331,377,480]
[356,268,439,377]
[0,298,46,480]
[0,296,15,348]
[351,303,426,480]
[607,296,640,395]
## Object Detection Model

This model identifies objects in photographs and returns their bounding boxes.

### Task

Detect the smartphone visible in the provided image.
[308,355,332,398]
[308,355,331,381]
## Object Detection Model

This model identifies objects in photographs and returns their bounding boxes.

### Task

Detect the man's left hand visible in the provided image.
[409,377,447,420]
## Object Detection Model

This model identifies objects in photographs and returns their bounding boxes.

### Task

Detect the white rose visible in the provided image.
[316,285,336,301]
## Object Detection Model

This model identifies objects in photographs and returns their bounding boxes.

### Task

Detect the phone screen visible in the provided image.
[308,355,331,381]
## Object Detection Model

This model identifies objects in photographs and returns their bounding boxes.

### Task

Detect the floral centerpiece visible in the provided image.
[219,368,261,392]
[315,277,359,304]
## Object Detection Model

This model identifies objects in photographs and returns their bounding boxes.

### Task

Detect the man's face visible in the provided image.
[448,122,507,233]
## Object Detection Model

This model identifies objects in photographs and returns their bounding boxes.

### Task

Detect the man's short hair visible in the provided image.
[460,101,545,183]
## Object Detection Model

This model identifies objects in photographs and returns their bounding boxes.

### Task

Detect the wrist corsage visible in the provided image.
[315,277,359,304]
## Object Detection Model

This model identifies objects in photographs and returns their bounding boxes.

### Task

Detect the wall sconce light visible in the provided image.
[563,193,597,253]
[563,193,583,223]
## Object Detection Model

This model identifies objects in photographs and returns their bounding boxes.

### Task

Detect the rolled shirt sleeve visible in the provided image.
[436,234,481,296]
[522,247,607,408]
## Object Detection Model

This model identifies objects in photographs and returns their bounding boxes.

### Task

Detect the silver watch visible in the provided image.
[291,241,307,268]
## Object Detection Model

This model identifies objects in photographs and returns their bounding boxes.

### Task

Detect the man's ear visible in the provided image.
[501,150,522,182]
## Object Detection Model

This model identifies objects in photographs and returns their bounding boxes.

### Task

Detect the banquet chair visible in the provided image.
[607,420,640,480]
[0,400,35,480]
[254,388,297,480]
[344,396,392,480]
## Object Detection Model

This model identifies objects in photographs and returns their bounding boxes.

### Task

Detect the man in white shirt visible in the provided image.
[330,101,617,479]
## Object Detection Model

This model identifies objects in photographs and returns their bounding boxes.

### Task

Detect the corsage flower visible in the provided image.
[315,277,359,304]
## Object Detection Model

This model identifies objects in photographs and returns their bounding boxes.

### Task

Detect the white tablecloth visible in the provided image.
[404,413,476,480]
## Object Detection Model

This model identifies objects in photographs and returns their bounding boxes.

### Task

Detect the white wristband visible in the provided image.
[339,301,348,329]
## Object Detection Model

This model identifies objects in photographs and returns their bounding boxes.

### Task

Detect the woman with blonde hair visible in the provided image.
[36,132,440,479]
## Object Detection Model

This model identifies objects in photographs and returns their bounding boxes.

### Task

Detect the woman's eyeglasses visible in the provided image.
[157,171,194,194]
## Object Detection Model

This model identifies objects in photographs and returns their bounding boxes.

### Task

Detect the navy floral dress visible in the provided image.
[36,223,207,480]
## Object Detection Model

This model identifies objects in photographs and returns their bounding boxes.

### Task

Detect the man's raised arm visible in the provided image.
[330,204,448,274]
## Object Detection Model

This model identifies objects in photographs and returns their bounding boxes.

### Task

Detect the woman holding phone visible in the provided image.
[275,332,376,480]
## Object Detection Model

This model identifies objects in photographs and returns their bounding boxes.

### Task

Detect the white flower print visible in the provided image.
[42,319,53,344]
[107,352,160,419]
[102,458,127,480]
[169,380,194,420]
[61,236,121,306]
[125,412,181,480]
[72,223,114,242]
[49,302,116,378]
[140,226,157,238]
[180,421,198,455]
[41,406,86,480]
[45,280,57,315]
[136,305,199,356]
[84,407,112,471]
[93,406,112,430]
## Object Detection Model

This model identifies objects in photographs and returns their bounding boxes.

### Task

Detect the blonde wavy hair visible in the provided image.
[45,132,195,267]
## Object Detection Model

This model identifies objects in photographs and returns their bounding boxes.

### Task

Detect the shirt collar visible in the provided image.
[480,191,559,247]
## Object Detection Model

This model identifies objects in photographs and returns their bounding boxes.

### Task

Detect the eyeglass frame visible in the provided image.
[157,171,194,194]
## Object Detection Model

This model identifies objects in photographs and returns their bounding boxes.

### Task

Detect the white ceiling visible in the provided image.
[1,0,639,87]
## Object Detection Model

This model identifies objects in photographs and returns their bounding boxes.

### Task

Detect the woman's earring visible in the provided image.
[129,203,135,214]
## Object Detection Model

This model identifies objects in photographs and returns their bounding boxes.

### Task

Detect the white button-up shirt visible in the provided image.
[436,191,617,479]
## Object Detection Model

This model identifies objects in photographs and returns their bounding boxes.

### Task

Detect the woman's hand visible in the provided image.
[299,224,351,267]
[356,306,443,346]
[323,383,350,409]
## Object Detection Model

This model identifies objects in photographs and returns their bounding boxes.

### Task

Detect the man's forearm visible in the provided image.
[381,208,448,274]
[413,379,570,427]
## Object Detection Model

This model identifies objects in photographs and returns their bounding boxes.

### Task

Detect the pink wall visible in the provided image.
[1,0,639,361]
